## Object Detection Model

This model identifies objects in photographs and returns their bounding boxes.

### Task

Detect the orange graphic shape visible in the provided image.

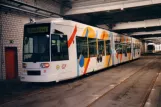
[83,58,90,74]
[104,55,112,67]
[100,31,109,40]
[127,53,131,60]
[120,54,123,62]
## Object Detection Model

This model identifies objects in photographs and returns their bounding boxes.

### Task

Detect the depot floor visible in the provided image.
[0,53,161,107]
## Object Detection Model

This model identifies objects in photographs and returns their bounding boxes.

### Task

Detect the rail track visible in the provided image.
[87,57,161,107]
[0,56,160,107]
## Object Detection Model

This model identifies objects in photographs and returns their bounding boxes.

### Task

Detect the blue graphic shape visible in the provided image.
[79,55,84,67]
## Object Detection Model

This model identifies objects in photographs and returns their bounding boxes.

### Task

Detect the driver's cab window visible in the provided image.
[51,34,69,61]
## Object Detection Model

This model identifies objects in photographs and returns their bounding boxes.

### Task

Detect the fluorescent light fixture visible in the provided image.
[121,7,124,10]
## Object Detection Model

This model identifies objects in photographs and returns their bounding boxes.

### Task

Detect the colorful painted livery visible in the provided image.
[21,18,141,82]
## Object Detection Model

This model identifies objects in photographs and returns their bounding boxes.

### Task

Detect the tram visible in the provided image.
[20,18,141,82]
[147,43,161,53]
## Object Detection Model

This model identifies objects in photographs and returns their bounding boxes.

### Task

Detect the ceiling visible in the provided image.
[2,0,161,43]
[53,0,72,8]
[63,0,161,43]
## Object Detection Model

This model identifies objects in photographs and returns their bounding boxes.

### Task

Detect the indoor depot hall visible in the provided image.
[1,0,161,107]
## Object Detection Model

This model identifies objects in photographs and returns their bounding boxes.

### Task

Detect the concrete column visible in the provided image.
[141,41,148,54]
[144,42,147,53]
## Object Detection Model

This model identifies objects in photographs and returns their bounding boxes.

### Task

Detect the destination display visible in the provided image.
[24,23,50,34]
[27,27,48,34]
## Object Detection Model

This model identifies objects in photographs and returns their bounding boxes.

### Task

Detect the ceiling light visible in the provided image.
[121,7,124,10]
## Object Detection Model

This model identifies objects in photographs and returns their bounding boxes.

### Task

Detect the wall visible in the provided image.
[2,0,61,14]
[0,0,61,80]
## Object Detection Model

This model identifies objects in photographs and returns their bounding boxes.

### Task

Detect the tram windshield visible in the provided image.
[23,23,50,62]
[148,45,155,50]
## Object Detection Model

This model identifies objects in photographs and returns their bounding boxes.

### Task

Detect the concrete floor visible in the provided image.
[0,55,161,107]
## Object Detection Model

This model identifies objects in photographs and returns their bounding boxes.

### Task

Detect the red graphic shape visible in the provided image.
[83,58,90,74]
[62,64,66,69]
[68,26,77,48]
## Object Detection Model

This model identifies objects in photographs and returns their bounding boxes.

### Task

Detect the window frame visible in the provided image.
[105,40,111,55]
[98,39,105,56]
[23,34,50,62]
[76,36,88,58]
[127,43,131,53]
[51,34,69,61]
[115,42,122,54]
[88,38,97,57]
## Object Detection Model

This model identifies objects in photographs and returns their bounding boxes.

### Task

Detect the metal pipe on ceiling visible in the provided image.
[0,3,80,25]
[6,0,63,17]
[0,3,53,18]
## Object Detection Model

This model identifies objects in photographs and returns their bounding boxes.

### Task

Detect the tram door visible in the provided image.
[5,47,18,79]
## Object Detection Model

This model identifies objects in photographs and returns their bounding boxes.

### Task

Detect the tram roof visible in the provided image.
[27,18,117,34]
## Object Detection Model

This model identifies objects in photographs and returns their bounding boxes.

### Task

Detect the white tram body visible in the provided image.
[21,18,141,82]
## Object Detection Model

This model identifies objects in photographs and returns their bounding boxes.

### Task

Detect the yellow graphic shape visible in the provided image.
[56,65,60,70]
[104,55,112,67]
[127,53,132,60]
[84,58,89,68]
[121,36,125,42]
[100,31,109,40]
[82,27,96,38]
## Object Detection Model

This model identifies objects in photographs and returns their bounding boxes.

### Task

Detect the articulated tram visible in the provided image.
[20,18,141,82]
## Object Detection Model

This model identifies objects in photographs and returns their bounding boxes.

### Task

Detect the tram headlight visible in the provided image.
[40,63,50,68]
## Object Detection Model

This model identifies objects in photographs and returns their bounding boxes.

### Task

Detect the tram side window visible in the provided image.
[135,43,140,49]
[122,44,127,54]
[51,34,69,61]
[136,44,138,49]
[137,44,140,49]
[88,38,97,57]
[76,37,88,58]
[98,39,105,56]
[133,43,135,49]
[106,40,111,55]
[115,43,122,54]
[134,43,137,49]
[127,44,131,53]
